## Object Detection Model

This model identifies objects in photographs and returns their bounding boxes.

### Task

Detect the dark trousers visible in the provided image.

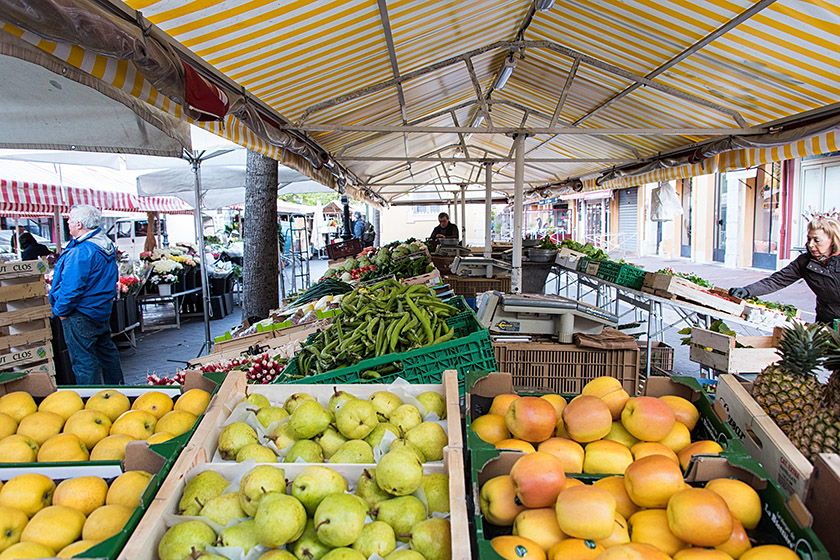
[61,312,124,385]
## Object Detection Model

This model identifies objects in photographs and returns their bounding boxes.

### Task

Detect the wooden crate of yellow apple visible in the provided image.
[0,443,171,559]
[472,451,829,560]
[119,370,470,560]
[0,371,218,466]
[466,371,744,477]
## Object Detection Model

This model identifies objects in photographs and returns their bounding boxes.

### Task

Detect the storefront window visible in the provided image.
[752,163,781,269]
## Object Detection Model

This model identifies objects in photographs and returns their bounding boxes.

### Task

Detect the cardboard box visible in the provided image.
[689,327,782,374]
[805,454,840,560]
[470,452,830,560]
[465,371,747,471]
[715,374,814,499]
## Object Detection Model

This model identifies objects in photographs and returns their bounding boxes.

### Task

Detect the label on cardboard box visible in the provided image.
[0,259,48,277]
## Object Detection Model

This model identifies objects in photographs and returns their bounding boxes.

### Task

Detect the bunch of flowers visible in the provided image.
[117,276,141,295]
[150,259,183,285]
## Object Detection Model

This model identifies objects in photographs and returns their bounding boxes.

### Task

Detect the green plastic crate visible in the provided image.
[595,259,622,282]
[276,310,495,393]
[576,256,591,273]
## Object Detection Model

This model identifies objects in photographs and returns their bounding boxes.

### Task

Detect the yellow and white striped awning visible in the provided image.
[2,0,840,203]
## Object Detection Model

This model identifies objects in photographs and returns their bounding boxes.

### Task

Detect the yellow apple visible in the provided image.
[705,478,762,530]
[658,421,692,453]
[174,389,211,417]
[537,437,585,473]
[595,512,630,549]
[491,535,546,560]
[628,508,688,556]
[472,414,511,444]
[660,395,700,431]
[716,515,751,559]
[583,440,634,474]
[0,413,16,439]
[666,488,733,547]
[19,505,85,552]
[106,471,153,508]
[604,421,640,449]
[131,392,174,420]
[37,433,89,462]
[547,538,604,560]
[0,473,55,517]
[678,440,724,471]
[513,508,566,552]
[0,435,38,462]
[38,392,83,422]
[621,397,676,442]
[0,392,37,423]
[85,390,130,423]
[155,410,197,436]
[555,485,616,540]
[479,475,526,526]
[110,410,156,440]
[630,442,679,464]
[53,476,108,516]
[90,434,135,461]
[624,454,685,508]
[540,394,567,418]
[494,438,536,453]
[739,545,801,560]
[510,452,566,508]
[593,476,639,520]
[489,394,520,416]
[63,409,111,450]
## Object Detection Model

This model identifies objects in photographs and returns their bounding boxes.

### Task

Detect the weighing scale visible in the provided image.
[450,256,512,278]
[476,291,618,343]
[434,245,472,257]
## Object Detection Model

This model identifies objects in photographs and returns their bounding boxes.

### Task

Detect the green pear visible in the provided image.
[376,449,423,496]
[421,473,450,514]
[405,422,447,461]
[335,399,378,440]
[389,404,423,433]
[410,518,451,560]
[352,520,396,558]
[284,393,316,415]
[199,492,246,525]
[285,439,324,463]
[313,493,368,548]
[385,551,425,560]
[218,422,259,460]
[249,406,289,428]
[259,550,297,560]
[236,443,278,463]
[373,496,427,543]
[254,492,307,548]
[239,465,287,517]
[416,391,447,419]
[329,440,374,464]
[369,391,402,420]
[318,427,348,459]
[158,520,216,560]
[327,389,357,421]
[218,519,260,552]
[266,422,296,450]
[290,519,332,560]
[291,465,349,515]
[193,552,228,560]
[321,549,365,560]
[179,471,230,516]
[240,392,271,409]
[388,438,427,463]
[289,400,331,439]
[355,468,394,509]
[364,422,399,449]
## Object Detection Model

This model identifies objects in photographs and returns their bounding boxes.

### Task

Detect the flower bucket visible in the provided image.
[158,283,172,296]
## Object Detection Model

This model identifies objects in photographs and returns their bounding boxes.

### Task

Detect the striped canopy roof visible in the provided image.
[3,0,840,203]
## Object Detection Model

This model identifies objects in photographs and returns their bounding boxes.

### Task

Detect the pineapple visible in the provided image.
[790,330,840,458]
[750,322,829,435]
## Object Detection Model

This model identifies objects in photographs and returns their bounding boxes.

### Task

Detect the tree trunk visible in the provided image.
[242,150,279,322]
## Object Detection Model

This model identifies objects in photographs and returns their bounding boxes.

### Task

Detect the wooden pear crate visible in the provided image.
[0,259,54,381]
[642,272,745,316]
[689,327,782,374]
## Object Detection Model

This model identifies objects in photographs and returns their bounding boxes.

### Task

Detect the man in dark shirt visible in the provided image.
[430,212,459,240]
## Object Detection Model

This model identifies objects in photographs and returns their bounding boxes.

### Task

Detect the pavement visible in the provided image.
[119,254,807,385]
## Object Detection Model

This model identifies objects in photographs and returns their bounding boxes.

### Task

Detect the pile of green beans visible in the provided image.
[296,279,459,378]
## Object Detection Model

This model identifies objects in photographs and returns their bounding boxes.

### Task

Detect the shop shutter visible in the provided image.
[617,187,638,254]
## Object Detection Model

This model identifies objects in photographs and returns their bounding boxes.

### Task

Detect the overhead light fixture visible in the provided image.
[464,113,485,142]
[492,55,517,91]
[535,0,555,12]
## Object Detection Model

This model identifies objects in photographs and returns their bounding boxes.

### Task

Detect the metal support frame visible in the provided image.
[460,184,466,242]
[484,161,493,257]
[512,133,526,293]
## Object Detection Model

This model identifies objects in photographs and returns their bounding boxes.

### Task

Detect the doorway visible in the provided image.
[713,173,727,262]
[679,178,692,258]
[752,163,780,270]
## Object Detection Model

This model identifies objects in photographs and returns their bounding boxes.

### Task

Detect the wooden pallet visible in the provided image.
[0,259,55,382]
[642,273,744,316]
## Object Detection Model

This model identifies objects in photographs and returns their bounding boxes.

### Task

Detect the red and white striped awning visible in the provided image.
[0,179,194,216]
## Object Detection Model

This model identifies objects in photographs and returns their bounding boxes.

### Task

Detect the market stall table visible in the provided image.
[137,287,202,331]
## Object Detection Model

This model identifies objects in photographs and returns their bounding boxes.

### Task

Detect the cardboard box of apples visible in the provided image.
[472,450,830,560]
[118,370,471,560]
[466,371,747,477]
[0,443,172,560]
[0,371,220,467]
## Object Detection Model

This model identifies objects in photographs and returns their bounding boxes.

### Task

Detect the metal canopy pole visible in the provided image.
[512,134,526,293]
[341,193,352,240]
[189,155,212,357]
[460,184,466,243]
[484,162,492,257]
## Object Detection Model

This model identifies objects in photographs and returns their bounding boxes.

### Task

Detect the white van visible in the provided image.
[109,217,168,260]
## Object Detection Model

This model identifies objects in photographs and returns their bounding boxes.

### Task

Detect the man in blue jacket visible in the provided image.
[50,205,124,385]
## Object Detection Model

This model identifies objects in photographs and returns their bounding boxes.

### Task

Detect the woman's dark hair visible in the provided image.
[17,232,36,249]
[438,212,449,220]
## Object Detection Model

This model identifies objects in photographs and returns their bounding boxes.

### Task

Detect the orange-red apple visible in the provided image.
[513,508,566,552]
[510,452,566,508]
[538,437,584,473]
[620,397,676,442]
[583,440,634,474]
[739,545,801,560]
[472,414,511,444]
[666,488,733,547]
[596,512,630,549]
[628,508,688,556]
[547,538,604,560]
[704,478,761,530]
[555,485,616,540]
[674,550,735,560]
[490,394,520,416]
[593,543,672,560]
[660,395,700,431]
[562,396,612,443]
[581,376,623,397]
[678,440,724,471]
[480,475,526,526]
[491,535,546,560]
[716,515,751,559]
[563,478,585,489]
[506,397,557,443]
[624,454,685,508]
[593,476,639,520]
[631,442,679,464]
[495,439,536,453]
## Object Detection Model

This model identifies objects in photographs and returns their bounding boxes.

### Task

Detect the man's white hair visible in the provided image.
[69,205,102,229]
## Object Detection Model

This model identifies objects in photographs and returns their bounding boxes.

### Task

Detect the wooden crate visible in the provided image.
[120,370,470,560]
[0,259,54,382]
[806,454,840,560]
[202,322,314,363]
[715,374,814,499]
[742,301,801,329]
[400,265,441,286]
[689,327,782,374]
[644,273,745,316]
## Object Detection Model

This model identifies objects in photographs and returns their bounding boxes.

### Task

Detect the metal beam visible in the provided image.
[550,58,580,129]
[280,124,762,135]
[390,197,508,206]
[338,156,636,163]
[464,57,493,129]
[376,0,409,125]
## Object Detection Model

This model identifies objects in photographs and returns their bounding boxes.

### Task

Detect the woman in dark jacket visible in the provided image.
[18,232,51,261]
[729,217,840,324]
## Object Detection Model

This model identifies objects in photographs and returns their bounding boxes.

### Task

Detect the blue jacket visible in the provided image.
[49,228,118,322]
[352,219,366,239]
